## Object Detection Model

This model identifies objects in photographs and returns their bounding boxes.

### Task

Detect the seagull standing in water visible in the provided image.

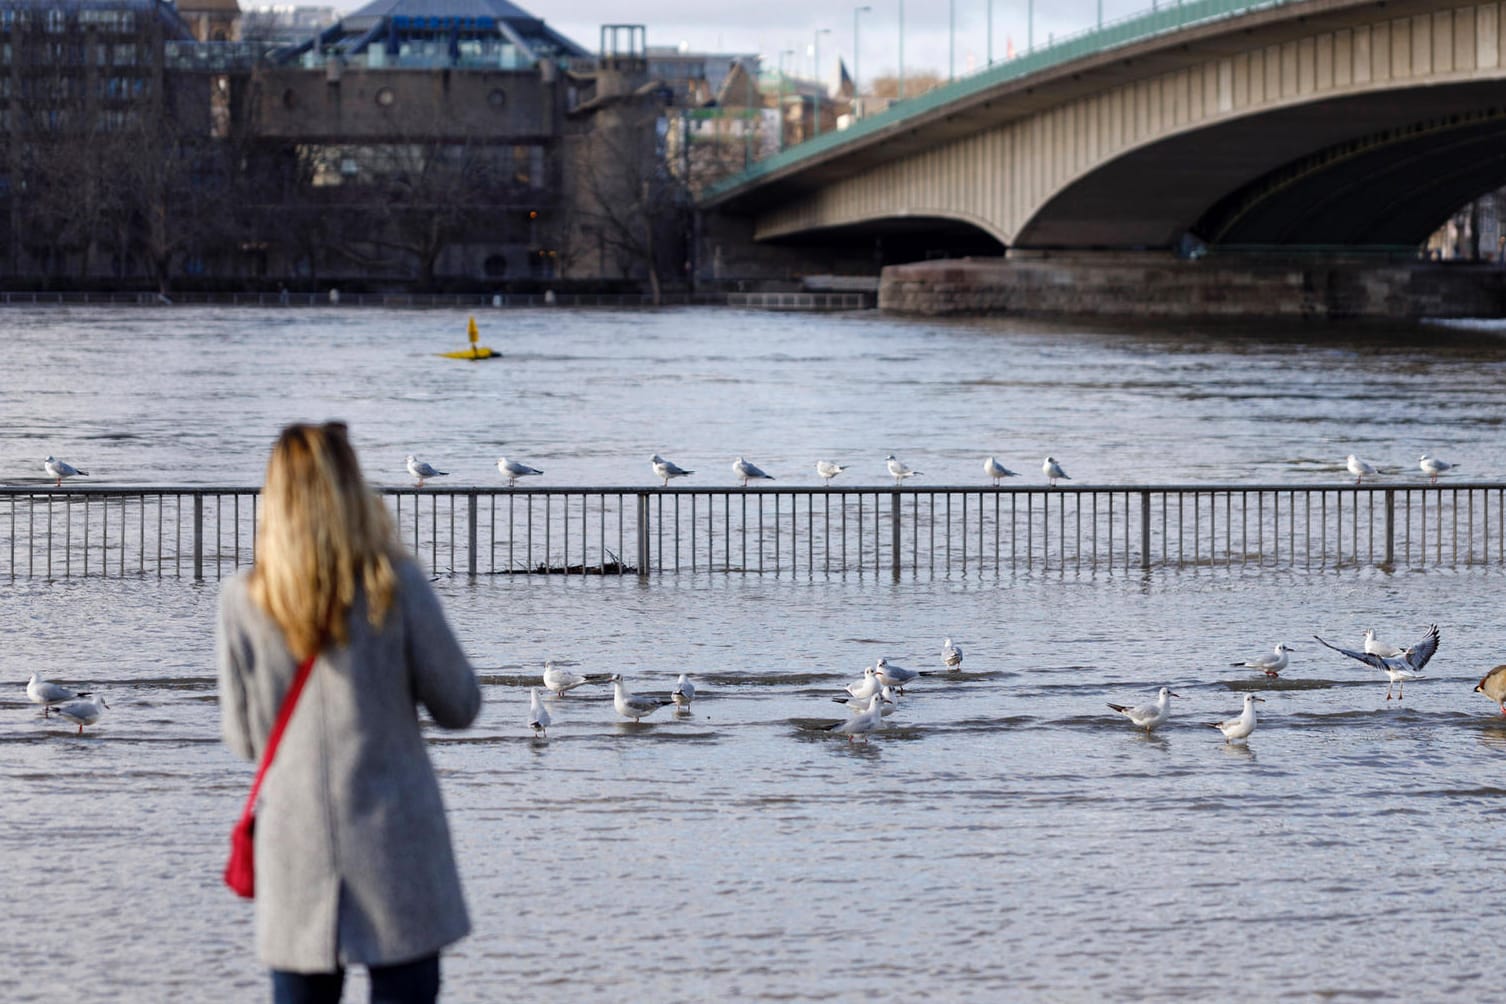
[652,454,693,486]
[815,460,847,484]
[942,638,963,671]
[843,666,881,701]
[1314,624,1439,701]
[406,455,448,487]
[1209,694,1265,743]
[27,673,92,717]
[53,694,107,735]
[671,673,695,711]
[834,684,899,717]
[733,456,774,486]
[1233,643,1294,678]
[1107,687,1179,732]
[611,675,673,722]
[875,656,924,693]
[825,691,891,741]
[498,457,543,487]
[1419,453,1455,483]
[1346,455,1378,485]
[1042,456,1070,487]
[44,456,88,487]
[527,688,551,737]
[885,455,920,485]
[541,661,610,697]
[984,457,1019,486]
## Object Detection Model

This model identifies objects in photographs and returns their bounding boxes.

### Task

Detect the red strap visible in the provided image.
[237,653,318,824]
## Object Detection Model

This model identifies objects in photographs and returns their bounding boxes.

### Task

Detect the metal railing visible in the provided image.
[3,483,1504,581]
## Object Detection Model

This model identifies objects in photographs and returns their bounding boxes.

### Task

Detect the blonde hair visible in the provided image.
[249,422,399,659]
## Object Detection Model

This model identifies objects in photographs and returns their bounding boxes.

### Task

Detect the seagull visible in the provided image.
[833,684,899,718]
[1474,665,1506,715]
[671,673,695,711]
[824,691,891,741]
[1107,687,1179,732]
[1314,624,1439,701]
[733,456,774,486]
[1346,455,1378,485]
[815,460,847,484]
[1362,629,1405,659]
[406,454,448,487]
[875,656,924,692]
[941,637,963,671]
[652,454,693,486]
[527,687,551,737]
[1232,643,1294,678]
[498,457,543,487]
[611,675,672,722]
[1209,694,1265,742]
[44,456,88,487]
[843,666,881,701]
[984,457,1019,486]
[53,694,107,735]
[885,455,920,484]
[540,661,610,697]
[1419,453,1455,484]
[27,673,92,717]
[1042,456,1069,487]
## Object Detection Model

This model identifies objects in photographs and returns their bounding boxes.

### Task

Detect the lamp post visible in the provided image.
[812,27,831,138]
[949,0,955,80]
[987,0,993,66]
[897,0,905,100]
[778,48,794,149]
[853,4,871,118]
[1028,0,1034,51]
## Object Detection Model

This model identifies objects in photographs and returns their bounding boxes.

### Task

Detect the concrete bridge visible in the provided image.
[703,0,1506,317]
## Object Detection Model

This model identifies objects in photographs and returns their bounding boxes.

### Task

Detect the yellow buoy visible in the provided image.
[440,315,499,360]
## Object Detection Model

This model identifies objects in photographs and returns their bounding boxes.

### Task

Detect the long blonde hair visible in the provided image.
[249,422,399,659]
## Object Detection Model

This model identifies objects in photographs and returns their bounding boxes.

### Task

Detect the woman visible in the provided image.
[217,422,481,1003]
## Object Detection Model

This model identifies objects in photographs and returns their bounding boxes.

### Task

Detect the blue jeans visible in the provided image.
[271,954,440,1004]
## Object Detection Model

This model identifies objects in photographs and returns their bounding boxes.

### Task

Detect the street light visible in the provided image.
[853,5,871,118]
[778,48,795,150]
[949,0,955,81]
[812,27,831,138]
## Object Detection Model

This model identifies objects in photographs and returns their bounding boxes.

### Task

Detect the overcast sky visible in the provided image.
[339,0,1161,86]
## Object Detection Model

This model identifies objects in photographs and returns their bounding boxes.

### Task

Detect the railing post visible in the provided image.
[1139,491,1152,570]
[466,494,478,578]
[193,493,204,581]
[636,492,650,577]
[891,490,902,580]
[1384,489,1395,567]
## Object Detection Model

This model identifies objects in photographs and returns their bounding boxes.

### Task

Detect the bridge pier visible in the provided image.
[878,252,1506,322]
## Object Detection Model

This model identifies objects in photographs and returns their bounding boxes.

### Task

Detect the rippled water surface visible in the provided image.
[3,307,1506,1002]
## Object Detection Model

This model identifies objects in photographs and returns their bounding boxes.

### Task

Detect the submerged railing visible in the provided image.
[2,484,1503,581]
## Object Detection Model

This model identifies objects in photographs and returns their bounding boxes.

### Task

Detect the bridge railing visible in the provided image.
[2,483,1501,580]
[705,0,1295,202]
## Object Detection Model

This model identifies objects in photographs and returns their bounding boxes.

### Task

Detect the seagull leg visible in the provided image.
[1385,684,1393,700]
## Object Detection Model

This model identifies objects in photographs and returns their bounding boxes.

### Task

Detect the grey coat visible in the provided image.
[217,557,481,973]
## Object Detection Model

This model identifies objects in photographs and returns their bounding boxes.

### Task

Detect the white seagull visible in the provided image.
[875,656,924,692]
[834,684,899,718]
[1107,687,1179,732]
[27,673,92,717]
[527,687,551,737]
[1314,624,1439,701]
[1362,629,1404,659]
[1209,694,1265,742]
[885,455,920,484]
[611,675,673,722]
[733,456,774,486]
[652,454,693,486]
[671,673,696,711]
[540,661,610,697]
[815,460,848,484]
[406,454,448,487]
[843,666,881,701]
[824,691,891,741]
[1233,643,1294,678]
[1042,456,1070,487]
[44,456,88,487]
[1346,455,1378,485]
[53,693,108,735]
[498,457,543,487]
[941,637,963,671]
[984,457,1019,486]
[1419,453,1455,484]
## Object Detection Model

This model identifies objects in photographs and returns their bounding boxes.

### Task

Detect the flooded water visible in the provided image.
[3,307,1506,1001]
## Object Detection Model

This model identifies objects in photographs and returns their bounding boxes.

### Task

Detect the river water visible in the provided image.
[3,306,1506,1002]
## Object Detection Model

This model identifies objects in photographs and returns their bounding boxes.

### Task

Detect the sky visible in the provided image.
[339,0,1161,87]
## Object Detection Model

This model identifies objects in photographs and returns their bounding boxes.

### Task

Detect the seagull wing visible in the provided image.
[1313,634,1394,671]
[1404,624,1440,671]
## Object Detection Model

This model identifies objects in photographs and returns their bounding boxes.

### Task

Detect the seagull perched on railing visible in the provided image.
[885,455,920,484]
[733,456,774,486]
[815,460,847,484]
[651,454,693,486]
[406,454,448,487]
[1419,453,1455,484]
[984,457,1019,486]
[498,457,543,487]
[1346,455,1378,485]
[44,456,88,487]
[1314,624,1439,701]
[1042,456,1069,487]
